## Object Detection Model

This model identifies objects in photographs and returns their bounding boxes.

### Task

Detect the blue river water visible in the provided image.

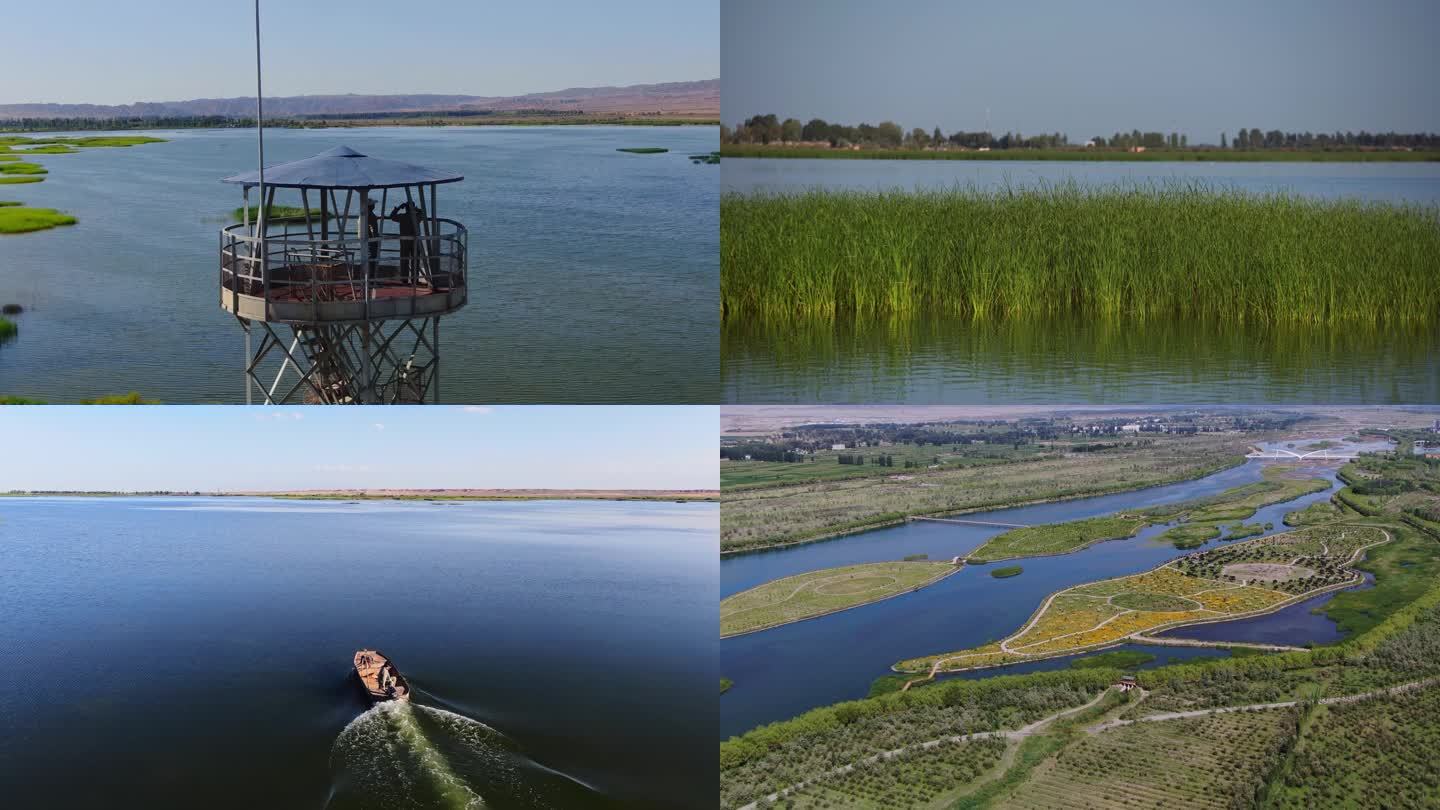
[722,158,1440,203]
[0,126,718,404]
[721,460,1357,740]
[0,497,717,809]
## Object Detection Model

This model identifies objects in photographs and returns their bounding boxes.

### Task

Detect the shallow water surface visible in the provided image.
[722,314,1440,405]
[0,126,718,404]
[0,497,716,809]
[720,461,1351,739]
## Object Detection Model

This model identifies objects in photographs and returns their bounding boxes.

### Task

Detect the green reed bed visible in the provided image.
[721,184,1440,324]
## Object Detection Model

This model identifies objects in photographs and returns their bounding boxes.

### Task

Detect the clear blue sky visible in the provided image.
[3,0,718,105]
[0,406,717,491]
[723,0,1440,142]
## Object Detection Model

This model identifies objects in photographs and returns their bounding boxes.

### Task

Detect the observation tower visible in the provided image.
[219,146,467,403]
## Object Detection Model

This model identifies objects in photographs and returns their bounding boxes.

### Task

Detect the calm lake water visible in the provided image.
[0,126,718,404]
[722,317,1440,404]
[721,158,1440,405]
[0,497,716,809]
[720,460,1355,740]
[722,157,1440,202]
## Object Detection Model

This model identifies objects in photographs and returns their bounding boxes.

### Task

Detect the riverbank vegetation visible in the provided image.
[723,115,1440,159]
[1069,650,1156,670]
[720,560,956,637]
[971,516,1147,562]
[722,431,1252,553]
[720,186,1440,324]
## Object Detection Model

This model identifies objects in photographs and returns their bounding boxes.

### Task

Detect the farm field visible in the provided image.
[898,525,1386,674]
[720,560,957,637]
[1002,708,1298,809]
[720,187,1440,324]
[1262,685,1440,808]
[722,435,1249,553]
[967,468,1326,561]
[721,441,1043,490]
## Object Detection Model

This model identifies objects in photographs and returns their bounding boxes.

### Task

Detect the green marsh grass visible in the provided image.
[0,162,47,175]
[0,176,44,184]
[721,183,1440,325]
[0,206,77,234]
[617,147,668,154]
[0,316,15,340]
[232,204,336,223]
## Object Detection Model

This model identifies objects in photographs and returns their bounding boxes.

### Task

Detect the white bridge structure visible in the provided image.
[1246,447,1363,461]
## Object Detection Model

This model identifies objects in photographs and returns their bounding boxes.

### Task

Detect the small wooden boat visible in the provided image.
[353,649,411,703]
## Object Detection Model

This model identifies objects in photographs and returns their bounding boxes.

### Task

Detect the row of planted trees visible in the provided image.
[725,113,1440,151]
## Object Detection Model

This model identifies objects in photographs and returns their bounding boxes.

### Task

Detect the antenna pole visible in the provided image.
[254,0,266,257]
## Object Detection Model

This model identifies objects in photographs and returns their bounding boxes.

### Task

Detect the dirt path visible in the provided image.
[1086,675,1440,734]
[1127,633,1306,652]
[732,688,1116,810]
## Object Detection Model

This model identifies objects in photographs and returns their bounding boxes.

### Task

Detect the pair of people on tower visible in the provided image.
[364,199,426,281]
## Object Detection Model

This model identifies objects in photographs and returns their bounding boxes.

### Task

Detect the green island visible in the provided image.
[231,204,334,223]
[1069,650,1156,670]
[0,206,78,234]
[897,523,1387,675]
[1285,500,1342,526]
[1224,521,1269,540]
[721,678,733,694]
[720,560,958,638]
[0,318,16,340]
[965,468,1328,562]
[617,147,669,154]
[720,186,1440,324]
[720,416,1297,554]
[990,566,1023,579]
[0,135,164,231]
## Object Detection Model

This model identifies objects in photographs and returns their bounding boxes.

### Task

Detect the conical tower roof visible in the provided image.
[222,145,463,189]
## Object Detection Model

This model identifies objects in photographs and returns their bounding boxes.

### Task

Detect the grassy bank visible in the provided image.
[232,204,334,223]
[720,144,1440,161]
[721,185,1440,324]
[720,560,957,637]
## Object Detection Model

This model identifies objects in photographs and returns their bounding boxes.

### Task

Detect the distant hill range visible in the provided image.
[0,79,718,120]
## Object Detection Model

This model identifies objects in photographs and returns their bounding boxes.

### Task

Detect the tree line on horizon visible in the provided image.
[724,114,1440,151]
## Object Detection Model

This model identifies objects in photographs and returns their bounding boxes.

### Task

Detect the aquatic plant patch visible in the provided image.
[0,162,47,175]
[0,176,44,184]
[721,185,1440,324]
[0,206,77,234]
[617,147,668,154]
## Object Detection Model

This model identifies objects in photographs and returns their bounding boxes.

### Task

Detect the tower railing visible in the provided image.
[219,218,468,323]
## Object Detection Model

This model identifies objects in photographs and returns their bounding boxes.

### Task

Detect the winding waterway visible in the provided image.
[0,497,716,809]
[720,458,1367,740]
[0,126,718,404]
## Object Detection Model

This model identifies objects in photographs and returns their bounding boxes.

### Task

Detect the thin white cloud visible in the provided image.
[314,463,371,473]
[460,406,493,415]
[372,423,385,431]
[253,411,305,422]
